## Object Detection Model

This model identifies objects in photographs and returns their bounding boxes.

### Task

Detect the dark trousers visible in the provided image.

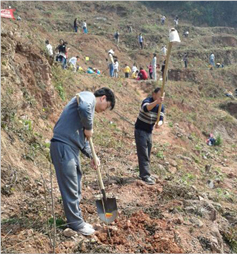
[140,42,143,49]
[135,129,152,179]
[125,72,129,78]
[184,60,188,68]
[50,141,85,231]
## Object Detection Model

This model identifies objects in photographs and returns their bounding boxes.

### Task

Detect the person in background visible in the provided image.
[114,59,119,78]
[114,31,120,46]
[148,63,153,79]
[69,56,80,72]
[134,87,165,185]
[160,60,166,80]
[138,33,144,49]
[183,53,188,68]
[152,53,157,81]
[210,53,215,68]
[55,39,69,69]
[132,70,139,79]
[132,63,138,74]
[161,45,167,60]
[161,15,166,25]
[50,87,116,235]
[124,64,131,78]
[108,49,115,77]
[45,40,54,65]
[137,67,148,80]
[74,18,78,32]
[183,31,189,38]
[174,15,179,27]
[82,20,88,34]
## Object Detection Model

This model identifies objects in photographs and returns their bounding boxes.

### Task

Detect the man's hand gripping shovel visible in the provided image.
[76,94,118,224]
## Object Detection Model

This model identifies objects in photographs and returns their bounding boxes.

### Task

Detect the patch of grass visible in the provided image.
[223,226,237,253]
[55,82,65,101]
[156,151,164,159]
[48,217,66,229]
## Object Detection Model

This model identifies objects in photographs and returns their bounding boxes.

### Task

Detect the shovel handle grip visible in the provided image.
[88,137,106,194]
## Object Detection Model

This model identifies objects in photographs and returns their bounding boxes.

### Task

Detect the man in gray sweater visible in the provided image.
[50,87,115,235]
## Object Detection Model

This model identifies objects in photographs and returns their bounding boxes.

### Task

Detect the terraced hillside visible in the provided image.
[1,2,237,253]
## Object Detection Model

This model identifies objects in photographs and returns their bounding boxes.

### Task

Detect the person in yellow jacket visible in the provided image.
[124,64,131,78]
[132,70,139,79]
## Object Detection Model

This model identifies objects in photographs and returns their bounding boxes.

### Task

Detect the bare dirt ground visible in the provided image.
[1,2,237,253]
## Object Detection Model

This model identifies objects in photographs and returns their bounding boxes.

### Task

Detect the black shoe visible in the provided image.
[142,176,155,185]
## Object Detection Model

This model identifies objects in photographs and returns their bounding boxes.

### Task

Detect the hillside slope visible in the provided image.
[1,2,237,253]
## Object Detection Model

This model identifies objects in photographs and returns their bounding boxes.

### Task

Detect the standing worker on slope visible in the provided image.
[50,87,115,235]
[134,87,165,185]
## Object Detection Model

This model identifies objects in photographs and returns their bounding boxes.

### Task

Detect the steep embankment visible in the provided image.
[1,2,237,253]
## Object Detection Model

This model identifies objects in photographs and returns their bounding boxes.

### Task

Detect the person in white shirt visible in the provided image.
[132,63,138,73]
[82,20,88,34]
[108,49,115,77]
[161,45,167,57]
[45,40,54,65]
[113,59,119,78]
[152,53,157,81]
[45,40,53,56]
[69,56,79,72]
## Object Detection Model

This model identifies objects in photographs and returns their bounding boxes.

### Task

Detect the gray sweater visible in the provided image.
[52,91,95,158]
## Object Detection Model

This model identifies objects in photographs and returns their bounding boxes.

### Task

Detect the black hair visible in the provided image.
[153,53,156,57]
[94,87,115,110]
[45,40,49,44]
[153,87,161,93]
[76,56,79,58]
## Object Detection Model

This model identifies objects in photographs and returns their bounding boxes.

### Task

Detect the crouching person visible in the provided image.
[50,87,115,235]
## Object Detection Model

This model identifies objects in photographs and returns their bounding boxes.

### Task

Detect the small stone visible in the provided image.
[63,228,77,237]
[169,160,177,167]
[207,180,214,189]
[168,166,177,174]
[94,223,103,231]
[184,206,195,213]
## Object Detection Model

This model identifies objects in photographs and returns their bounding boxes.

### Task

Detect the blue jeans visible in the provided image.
[58,56,67,69]
[109,63,114,77]
[83,27,88,34]
[210,59,215,67]
[74,26,78,32]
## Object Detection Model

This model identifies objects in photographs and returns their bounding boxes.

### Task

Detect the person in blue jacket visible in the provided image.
[135,87,165,185]
[50,88,115,235]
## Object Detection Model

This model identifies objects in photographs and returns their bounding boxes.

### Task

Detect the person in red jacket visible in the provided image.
[137,67,148,80]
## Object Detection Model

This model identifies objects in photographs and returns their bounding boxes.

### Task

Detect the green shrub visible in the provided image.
[214,134,222,146]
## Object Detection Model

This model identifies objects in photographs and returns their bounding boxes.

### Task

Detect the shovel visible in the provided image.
[155,28,181,127]
[88,137,118,224]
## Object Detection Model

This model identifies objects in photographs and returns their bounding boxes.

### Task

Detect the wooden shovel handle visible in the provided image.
[155,41,173,126]
[76,95,105,192]
[88,137,105,192]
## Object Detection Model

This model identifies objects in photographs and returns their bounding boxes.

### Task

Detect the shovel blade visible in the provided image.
[96,198,118,224]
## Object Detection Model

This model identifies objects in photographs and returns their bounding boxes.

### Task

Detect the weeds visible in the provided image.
[214,134,222,146]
